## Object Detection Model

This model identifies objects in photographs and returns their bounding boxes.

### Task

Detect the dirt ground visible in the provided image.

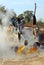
[0,52,44,65]
[24,22,44,28]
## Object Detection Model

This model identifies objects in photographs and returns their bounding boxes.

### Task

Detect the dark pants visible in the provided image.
[18,32,21,40]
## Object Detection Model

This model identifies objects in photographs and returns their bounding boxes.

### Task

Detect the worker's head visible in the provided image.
[17,18,21,22]
[24,40,28,46]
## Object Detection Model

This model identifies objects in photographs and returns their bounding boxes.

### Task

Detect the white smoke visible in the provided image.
[0,9,16,26]
[0,9,18,54]
[0,12,5,19]
[0,9,15,50]
[0,26,8,51]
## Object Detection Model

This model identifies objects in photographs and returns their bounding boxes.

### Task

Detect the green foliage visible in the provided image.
[37,20,44,28]
[18,14,24,19]
[24,10,33,22]
[18,10,33,24]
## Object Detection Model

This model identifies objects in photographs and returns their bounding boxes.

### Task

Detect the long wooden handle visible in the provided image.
[34,3,37,15]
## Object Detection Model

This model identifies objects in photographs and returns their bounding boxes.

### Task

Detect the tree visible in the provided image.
[0,5,6,13]
[24,11,33,22]
[18,14,24,19]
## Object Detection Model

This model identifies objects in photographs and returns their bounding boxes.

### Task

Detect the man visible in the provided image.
[17,18,23,33]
